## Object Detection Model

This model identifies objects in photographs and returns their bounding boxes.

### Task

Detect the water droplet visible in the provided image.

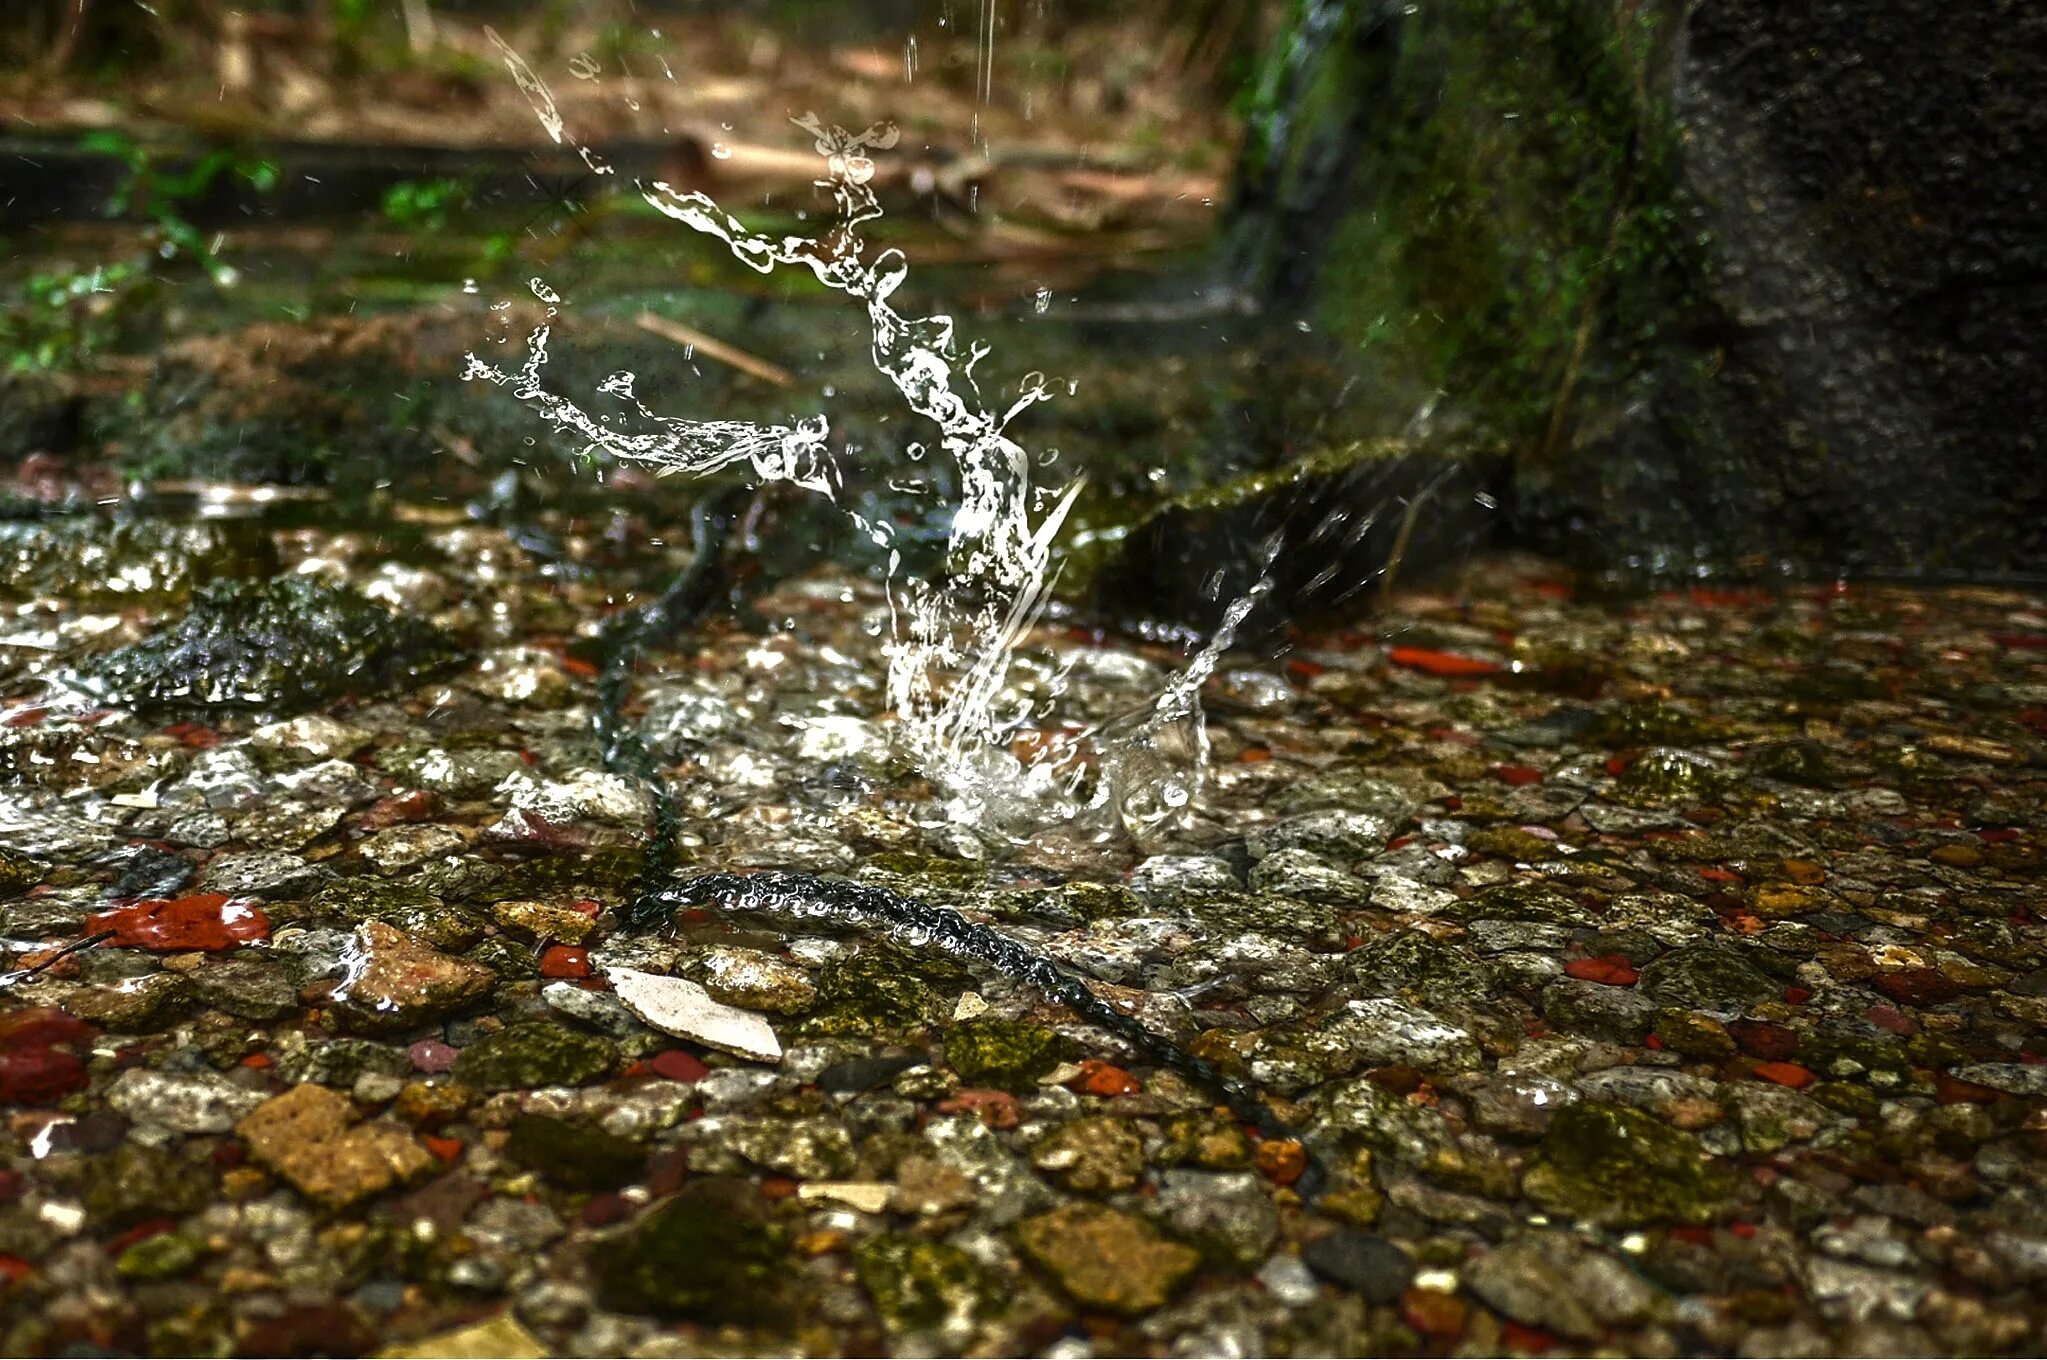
[1033,284,1052,315]
[711,143,733,160]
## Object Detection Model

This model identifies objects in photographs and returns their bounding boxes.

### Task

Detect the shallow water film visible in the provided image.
[3,3,2046,1358]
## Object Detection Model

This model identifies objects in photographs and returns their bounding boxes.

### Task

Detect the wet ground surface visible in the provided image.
[2,505,2046,1357]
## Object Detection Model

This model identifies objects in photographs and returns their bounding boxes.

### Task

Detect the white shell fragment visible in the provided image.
[604,967,784,1064]
[796,1182,895,1214]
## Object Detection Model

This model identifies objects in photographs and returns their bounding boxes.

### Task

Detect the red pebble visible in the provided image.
[0,1009,95,1050]
[358,789,436,830]
[86,894,268,952]
[538,945,591,979]
[1502,1320,1556,1354]
[648,1050,710,1084]
[0,1047,88,1106]
[1784,986,1812,1005]
[1074,1060,1141,1098]
[0,1255,33,1285]
[1254,1139,1307,1187]
[580,1191,628,1227]
[1563,955,1639,987]
[408,1040,459,1074]
[936,1089,1020,1130]
[421,1135,464,1163]
[645,1147,691,1197]
[1874,968,1962,1005]
[1935,1071,2002,1105]
[1728,1020,1800,1061]
[162,721,221,749]
[1401,1287,1467,1338]
[1494,765,1544,786]
[106,1219,176,1255]
[1750,1061,1816,1089]
[1388,645,1503,678]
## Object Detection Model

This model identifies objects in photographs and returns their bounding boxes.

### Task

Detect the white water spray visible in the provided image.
[463,33,1256,841]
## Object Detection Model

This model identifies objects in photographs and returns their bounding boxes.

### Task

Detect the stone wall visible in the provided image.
[1226,0,2047,579]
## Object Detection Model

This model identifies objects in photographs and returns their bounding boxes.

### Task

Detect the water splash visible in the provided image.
[463,33,1255,842]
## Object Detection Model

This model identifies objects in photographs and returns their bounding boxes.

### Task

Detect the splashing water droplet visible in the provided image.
[711,143,733,160]
[1033,285,1052,315]
[465,48,1264,842]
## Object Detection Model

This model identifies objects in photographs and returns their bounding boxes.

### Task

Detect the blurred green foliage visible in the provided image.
[2,133,279,371]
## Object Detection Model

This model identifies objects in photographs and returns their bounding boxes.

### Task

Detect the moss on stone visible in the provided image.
[853,1234,993,1337]
[591,1178,791,1323]
[1523,1101,1735,1227]
[1613,748,1728,808]
[943,1016,1067,1091]
[450,1021,616,1091]
[804,945,963,1038]
[305,878,482,951]
[0,848,46,897]
[78,574,461,717]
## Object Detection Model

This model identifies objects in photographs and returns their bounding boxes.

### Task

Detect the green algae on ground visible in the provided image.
[84,1142,213,1227]
[79,574,461,716]
[303,878,483,951]
[943,1016,1067,1091]
[1522,1102,1736,1227]
[591,1178,791,1323]
[1612,748,1730,808]
[451,1021,616,1091]
[852,1234,995,1338]
[115,1230,205,1281]
[482,850,648,904]
[0,848,45,896]
[803,945,963,1038]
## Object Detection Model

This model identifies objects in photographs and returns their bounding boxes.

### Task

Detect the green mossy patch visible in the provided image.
[303,878,482,951]
[79,575,461,717]
[1523,1102,1736,1226]
[591,1178,791,1323]
[943,1016,1068,1091]
[853,1234,994,1337]
[451,1021,616,1091]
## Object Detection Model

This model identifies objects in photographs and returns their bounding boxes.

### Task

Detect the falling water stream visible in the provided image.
[464,32,1262,847]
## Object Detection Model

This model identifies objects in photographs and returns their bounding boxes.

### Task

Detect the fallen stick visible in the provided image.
[632,310,794,388]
